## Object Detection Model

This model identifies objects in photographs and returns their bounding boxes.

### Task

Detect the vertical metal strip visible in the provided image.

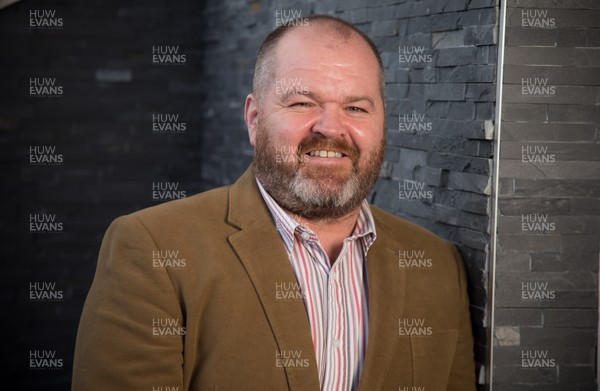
[488,0,508,389]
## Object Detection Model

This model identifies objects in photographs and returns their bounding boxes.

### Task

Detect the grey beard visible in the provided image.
[287,170,362,218]
[254,164,366,220]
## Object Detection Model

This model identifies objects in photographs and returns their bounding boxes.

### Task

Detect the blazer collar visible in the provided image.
[227,166,409,390]
[227,165,271,230]
[227,166,322,389]
[358,213,410,390]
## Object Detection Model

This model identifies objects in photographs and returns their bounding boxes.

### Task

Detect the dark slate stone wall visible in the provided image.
[1,1,204,389]
[199,0,498,385]
[492,0,599,389]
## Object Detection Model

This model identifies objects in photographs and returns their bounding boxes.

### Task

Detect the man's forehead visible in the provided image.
[276,25,360,53]
[273,27,377,74]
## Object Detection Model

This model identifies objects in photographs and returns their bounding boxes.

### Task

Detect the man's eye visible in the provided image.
[348,106,367,113]
[290,102,311,107]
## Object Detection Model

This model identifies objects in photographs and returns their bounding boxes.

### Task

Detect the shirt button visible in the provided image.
[333,340,342,349]
[300,232,310,241]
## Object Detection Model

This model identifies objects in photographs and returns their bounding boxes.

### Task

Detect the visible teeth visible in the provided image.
[308,150,343,158]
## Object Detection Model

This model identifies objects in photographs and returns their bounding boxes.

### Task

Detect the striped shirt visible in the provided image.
[256,179,377,391]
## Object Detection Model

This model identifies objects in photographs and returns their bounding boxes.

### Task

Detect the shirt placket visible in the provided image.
[294,228,328,380]
[321,240,352,391]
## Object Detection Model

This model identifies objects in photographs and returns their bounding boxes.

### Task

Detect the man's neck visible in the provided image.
[291,207,361,266]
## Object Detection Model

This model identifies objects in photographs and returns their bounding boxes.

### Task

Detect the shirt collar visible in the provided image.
[255,178,377,254]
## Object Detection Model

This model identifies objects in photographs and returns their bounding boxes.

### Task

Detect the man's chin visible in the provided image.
[301,176,350,191]
[288,174,360,214]
[298,165,354,184]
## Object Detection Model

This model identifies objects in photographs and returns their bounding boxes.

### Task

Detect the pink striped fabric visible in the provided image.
[257,179,377,391]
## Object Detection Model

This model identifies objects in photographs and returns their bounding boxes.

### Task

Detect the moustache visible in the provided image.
[296,135,360,162]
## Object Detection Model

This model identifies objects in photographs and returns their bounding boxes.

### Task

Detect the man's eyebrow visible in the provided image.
[345,95,375,109]
[279,90,319,103]
[279,91,375,109]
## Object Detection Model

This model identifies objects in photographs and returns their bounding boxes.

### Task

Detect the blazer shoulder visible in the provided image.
[116,185,230,229]
[370,204,450,248]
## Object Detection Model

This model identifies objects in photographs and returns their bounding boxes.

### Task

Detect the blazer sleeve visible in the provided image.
[72,215,184,391]
[447,243,477,391]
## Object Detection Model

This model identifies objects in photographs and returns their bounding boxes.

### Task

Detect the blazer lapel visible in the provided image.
[226,167,321,390]
[358,220,410,390]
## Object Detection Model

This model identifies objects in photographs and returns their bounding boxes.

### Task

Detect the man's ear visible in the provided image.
[244,93,259,147]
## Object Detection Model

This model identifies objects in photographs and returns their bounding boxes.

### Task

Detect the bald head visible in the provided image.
[252,15,385,104]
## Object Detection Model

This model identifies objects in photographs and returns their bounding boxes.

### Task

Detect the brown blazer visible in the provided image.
[72,167,476,391]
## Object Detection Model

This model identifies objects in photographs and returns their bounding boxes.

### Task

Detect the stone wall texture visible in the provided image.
[1,1,204,389]
[492,0,599,390]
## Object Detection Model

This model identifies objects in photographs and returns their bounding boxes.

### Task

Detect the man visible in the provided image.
[72,15,476,391]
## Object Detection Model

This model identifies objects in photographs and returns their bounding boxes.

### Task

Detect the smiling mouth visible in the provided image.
[307,150,345,158]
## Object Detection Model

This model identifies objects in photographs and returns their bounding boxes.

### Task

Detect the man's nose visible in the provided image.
[311,107,347,139]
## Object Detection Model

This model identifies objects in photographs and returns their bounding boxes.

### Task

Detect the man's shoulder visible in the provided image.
[369,204,465,289]
[119,184,231,228]
[369,203,450,248]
